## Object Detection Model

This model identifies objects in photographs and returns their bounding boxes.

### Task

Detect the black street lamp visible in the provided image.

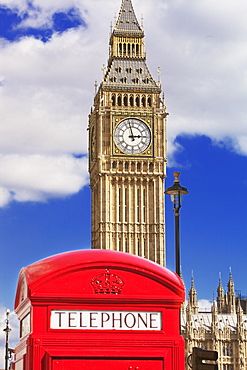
[165,172,189,277]
[3,309,12,370]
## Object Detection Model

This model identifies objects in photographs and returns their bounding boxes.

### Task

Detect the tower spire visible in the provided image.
[188,272,198,314]
[226,268,236,314]
[217,272,225,313]
[113,0,143,35]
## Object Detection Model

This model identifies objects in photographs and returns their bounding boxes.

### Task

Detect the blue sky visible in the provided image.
[0,0,247,364]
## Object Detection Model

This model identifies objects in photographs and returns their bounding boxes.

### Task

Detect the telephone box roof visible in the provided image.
[15,249,184,308]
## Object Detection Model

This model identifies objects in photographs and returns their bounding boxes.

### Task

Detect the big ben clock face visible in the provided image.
[114,118,151,155]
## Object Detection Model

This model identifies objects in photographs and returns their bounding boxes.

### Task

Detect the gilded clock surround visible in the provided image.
[88,0,167,266]
[113,117,152,156]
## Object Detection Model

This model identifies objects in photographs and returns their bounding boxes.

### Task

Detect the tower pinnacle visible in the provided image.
[188,273,198,314]
[114,0,143,35]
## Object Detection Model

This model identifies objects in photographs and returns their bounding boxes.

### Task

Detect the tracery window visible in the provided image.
[129,95,134,106]
[141,96,146,107]
[143,188,146,222]
[124,188,128,222]
[118,187,122,222]
[136,188,140,222]
[223,343,233,357]
[136,44,139,56]
[132,44,135,56]
[111,94,116,106]
[123,95,128,106]
[138,239,141,256]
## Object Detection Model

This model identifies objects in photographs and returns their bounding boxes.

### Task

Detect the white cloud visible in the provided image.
[0,307,19,369]
[0,0,247,206]
[0,155,88,206]
[141,0,247,155]
[198,299,212,312]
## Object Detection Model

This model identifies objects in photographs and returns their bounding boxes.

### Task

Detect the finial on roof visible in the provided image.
[157,66,161,82]
[190,270,194,283]
[237,298,243,318]
[218,272,222,285]
[102,64,106,75]
[141,14,144,29]
[94,80,98,95]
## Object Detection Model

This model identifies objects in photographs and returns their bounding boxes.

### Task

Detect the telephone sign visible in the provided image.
[50,310,162,330]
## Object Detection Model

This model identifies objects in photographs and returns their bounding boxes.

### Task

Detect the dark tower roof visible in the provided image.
[113,0,144,36]
[101,0,160,92]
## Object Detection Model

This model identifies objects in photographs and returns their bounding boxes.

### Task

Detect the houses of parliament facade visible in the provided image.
[88,0,247,368]
[182,273,247,369]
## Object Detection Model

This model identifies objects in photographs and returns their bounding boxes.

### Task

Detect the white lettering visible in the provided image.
[50,310,161,331]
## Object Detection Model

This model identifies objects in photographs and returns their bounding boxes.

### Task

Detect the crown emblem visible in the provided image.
[91,269,124,295]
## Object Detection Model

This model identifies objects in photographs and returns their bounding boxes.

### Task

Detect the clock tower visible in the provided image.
[88,0,168,266]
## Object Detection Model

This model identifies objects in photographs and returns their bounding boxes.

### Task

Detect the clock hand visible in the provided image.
[128,135,148,139]
[128,122,135,141]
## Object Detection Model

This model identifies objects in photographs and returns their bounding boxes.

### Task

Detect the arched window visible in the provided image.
[136,44,139,56]
[111,94,116,106]
[117,95,122,106]
[123,95,128,106]
[130,95,134,106]
[141,96,146,107]
[135,95,140,106]
[136,189,140,222]
[138,239,141,255]
[148,96,152,107]
[132,44,135,56]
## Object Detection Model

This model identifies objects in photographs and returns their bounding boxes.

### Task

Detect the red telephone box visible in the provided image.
[13,249,185,369]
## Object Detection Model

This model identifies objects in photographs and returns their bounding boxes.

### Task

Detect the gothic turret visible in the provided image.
[188,275,198,314]
[226,270,236,314]
[217,273,225,313]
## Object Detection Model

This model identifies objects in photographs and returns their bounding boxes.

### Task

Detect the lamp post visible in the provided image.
[3,309,12,370]
[165,172,189,277]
